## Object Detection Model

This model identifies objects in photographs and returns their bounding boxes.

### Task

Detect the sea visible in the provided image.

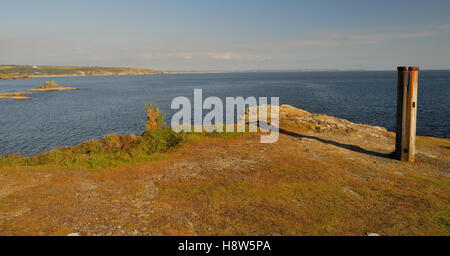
[0,71,449,156]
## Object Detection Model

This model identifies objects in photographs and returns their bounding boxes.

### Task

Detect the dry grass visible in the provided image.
[154,134,449,235]
[0,105,448,236]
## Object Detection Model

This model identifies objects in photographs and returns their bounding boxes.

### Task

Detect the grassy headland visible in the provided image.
[0,65,162,80]
[0,105,448,236]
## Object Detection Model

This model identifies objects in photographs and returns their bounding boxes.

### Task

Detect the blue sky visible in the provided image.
[1,0,450,70]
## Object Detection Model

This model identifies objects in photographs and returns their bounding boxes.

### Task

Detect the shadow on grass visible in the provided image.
[278,127,392,158]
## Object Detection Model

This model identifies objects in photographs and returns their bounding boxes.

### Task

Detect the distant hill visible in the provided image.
[0,69,30,80]
[0,65,162,79]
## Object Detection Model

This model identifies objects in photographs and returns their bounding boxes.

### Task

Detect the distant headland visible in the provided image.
[0,65,162,80]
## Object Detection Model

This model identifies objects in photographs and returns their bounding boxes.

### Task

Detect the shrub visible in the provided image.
[145,103,165,130]
[141,128,183,153]
[37,80,60,89]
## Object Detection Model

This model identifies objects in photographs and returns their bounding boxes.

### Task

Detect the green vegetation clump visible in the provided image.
[36,80,61,89]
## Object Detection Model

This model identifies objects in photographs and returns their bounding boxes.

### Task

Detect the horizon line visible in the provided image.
[3,64,450,73]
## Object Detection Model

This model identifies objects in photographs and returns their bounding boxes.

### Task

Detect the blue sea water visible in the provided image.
[0,71,449,156]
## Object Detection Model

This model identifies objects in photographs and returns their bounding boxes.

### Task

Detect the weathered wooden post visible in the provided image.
[395,67,408,160]
[405,67,419,161]
[395,66,419,162]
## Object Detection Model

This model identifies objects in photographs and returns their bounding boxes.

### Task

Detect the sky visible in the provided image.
[1,0,450,71]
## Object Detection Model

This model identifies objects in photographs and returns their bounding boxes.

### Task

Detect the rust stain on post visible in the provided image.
[405,66,419,162]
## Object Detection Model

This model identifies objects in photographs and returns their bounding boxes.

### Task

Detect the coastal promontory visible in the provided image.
[0,65,161,80]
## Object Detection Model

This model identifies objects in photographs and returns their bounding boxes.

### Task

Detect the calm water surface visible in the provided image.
[0,71,449,156]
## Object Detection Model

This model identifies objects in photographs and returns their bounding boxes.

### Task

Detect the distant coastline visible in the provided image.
[0,65,162,80]
[2,66,449,80]
[28,73,163,78]
[0,73,163,80]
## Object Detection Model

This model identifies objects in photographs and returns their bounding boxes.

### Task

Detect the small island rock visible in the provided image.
[28,80,77,91]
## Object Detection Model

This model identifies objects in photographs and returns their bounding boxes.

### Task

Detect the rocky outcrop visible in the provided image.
[243,104,390,138]
[279,105,389,137]
[0,92,34,100]
[28,80,77,91]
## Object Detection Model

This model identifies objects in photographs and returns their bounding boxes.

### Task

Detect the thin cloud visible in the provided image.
[139,51,264,61]
[206,52,262,60]
[251,30,440,50]
[349,31,438,41]
[138,52,194,60]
